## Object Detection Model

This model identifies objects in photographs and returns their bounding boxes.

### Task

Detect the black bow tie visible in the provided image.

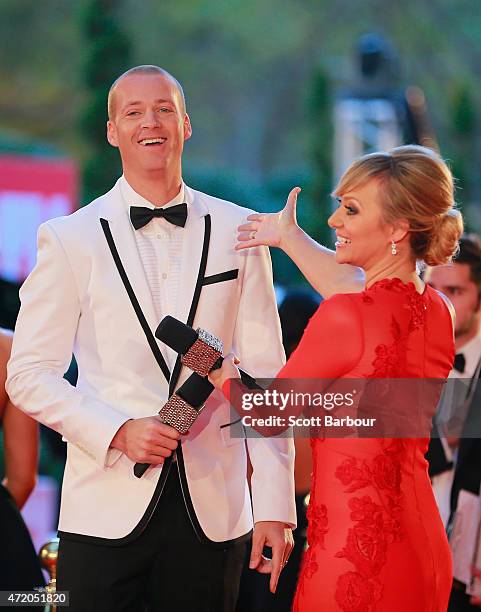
[130,203,188,230]
[454,353,466,373]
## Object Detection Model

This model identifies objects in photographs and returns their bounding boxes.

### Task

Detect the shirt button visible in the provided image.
[162,273,168,280]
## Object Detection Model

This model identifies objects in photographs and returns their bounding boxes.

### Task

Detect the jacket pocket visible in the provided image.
[220,418,246,446]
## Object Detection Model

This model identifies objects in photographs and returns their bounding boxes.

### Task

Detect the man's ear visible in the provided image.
[391,219,410,243]
[106,121,118,147]
[183,113,192,141]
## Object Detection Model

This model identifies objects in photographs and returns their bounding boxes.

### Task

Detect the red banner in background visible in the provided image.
[0,155,78,282]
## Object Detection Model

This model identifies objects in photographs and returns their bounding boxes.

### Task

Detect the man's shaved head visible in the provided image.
[107,65,186,120]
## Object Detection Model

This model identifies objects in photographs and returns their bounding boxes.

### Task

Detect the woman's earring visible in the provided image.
[391,241,397,256]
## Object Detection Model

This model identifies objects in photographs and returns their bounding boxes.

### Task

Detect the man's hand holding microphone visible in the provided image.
[110,416,180,467]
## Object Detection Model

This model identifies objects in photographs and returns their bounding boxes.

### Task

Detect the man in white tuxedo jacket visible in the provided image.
[7,65,296,611]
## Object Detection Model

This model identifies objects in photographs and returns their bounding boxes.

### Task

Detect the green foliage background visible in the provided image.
[0,0,480,284]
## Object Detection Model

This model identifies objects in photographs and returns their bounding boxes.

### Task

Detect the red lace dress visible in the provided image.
[277,279,454,612]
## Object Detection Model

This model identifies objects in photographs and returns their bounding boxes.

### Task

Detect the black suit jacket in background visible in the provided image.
[450,380,481,516]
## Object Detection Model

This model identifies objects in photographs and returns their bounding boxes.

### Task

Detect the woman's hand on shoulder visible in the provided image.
[236,187,301,251]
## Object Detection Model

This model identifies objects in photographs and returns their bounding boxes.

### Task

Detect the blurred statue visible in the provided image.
[334,32,438,182]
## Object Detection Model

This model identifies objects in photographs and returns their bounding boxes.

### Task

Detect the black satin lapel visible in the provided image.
[169,214,211,395]
[100,218,171,383]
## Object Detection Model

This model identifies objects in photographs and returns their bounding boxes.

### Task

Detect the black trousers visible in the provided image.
[448,582,480,611]
[57,468,247,612]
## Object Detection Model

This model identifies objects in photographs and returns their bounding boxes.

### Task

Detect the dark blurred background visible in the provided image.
[1,0,480,291]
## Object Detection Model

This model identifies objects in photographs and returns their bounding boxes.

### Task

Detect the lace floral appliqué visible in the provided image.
[367,278,426,378]
[296,502,329,592]
[333,440,405,611]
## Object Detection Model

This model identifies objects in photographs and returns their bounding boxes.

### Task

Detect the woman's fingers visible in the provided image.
[236,222,261,248]
[235,238,263,251]
[284,187,301,218]
[237,231,256,241]
[208,353,241,388]
[235,230,263,251]
[238,221,260,232]
[235,187,301,252]
[225,352,240,365]
[235,240,257,251]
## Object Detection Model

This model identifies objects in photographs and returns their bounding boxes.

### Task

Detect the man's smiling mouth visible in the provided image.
[139,138,166,146]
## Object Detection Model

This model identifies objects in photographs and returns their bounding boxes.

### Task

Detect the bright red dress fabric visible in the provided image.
[277,279,454,612]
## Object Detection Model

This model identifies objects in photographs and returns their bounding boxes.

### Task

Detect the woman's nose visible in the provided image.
[328,207,342,229]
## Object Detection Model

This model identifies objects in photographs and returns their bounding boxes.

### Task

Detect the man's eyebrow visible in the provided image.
[122,98,175,108]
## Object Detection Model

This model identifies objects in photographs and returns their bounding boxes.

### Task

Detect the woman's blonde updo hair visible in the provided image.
[334,145,463,265]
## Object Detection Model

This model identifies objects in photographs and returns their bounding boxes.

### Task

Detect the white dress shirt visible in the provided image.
[119,176,189,369]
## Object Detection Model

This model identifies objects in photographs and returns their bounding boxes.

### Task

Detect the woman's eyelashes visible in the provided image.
[334,196,358,216]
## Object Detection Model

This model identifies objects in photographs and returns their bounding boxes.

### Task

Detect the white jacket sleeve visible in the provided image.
[233,245,296,528]
[6,222,130,468]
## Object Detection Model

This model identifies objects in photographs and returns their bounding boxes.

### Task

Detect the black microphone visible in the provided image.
[133,372,213,478]
[155,316,261,389]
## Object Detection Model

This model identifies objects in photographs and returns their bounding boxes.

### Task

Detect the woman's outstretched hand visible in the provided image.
[236,187,301,251]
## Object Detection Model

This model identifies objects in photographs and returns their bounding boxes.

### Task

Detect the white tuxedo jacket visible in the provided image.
[7,179,296,545]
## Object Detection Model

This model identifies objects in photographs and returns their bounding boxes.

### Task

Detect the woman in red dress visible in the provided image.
[210,145,463,611]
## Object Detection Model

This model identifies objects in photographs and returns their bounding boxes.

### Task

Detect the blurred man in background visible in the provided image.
[425,234,481,609]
